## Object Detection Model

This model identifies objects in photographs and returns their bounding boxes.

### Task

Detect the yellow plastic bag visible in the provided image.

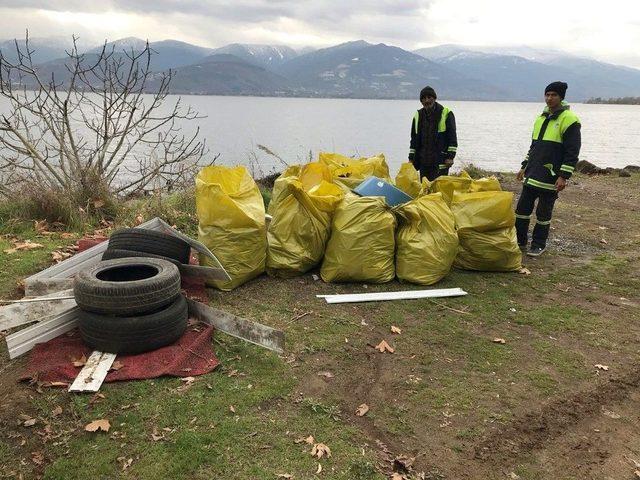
[267,179,343,277]
[267,164,302,215]
[319,152,390,189]
[196,165,266,290]
[469,176,502,193]
[429,171,472,205]
[395,162,421,198]
[455,227,521,272]
[395,193,458,285]
[452,191,515,232]
[321,196,396,283]
[451,191,521,272]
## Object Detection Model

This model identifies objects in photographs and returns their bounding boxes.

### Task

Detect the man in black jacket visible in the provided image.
[516,81,581,257]
[408,86,458,181]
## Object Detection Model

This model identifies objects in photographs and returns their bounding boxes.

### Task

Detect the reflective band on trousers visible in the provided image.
[525,178,556,191]
[515,214,531,220]
[536,219,551,225]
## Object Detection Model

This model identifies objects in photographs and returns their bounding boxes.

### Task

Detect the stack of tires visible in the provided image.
[73,228,192,354]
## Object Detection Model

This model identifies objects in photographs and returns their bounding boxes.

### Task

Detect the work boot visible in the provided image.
[527,246,546,257]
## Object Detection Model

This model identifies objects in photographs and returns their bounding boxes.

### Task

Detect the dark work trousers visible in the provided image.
[420,165,449,181]
[515,184,558,248]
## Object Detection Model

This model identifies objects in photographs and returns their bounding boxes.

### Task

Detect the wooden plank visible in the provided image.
[317,288,468,304]
[187,298,284,354]
[0,290,76,332]
[68,351,117,393]
[6,307,79,359]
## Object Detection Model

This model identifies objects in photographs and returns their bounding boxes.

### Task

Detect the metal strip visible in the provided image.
[0,290,76,332]
[6,307,79,359]
[25,278,75,297]
[68,351,117,393]
[316,288,468,304]
[187,298,284,354]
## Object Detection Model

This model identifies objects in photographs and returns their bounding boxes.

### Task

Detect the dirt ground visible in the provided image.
[1,173,639,479]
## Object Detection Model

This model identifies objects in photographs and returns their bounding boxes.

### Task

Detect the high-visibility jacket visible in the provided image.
[408,102,457,171]
[521,102,581,191]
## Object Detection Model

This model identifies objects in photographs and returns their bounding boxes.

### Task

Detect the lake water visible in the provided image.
[184,96,640,176]
[1,95,638,178]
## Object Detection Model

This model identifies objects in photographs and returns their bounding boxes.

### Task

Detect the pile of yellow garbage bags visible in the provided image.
[195,154,521,290]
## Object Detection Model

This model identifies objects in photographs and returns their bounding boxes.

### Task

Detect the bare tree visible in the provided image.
[0,33,210,205]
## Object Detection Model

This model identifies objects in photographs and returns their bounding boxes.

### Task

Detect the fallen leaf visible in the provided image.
[311,442,331,459]
[31,451,44,465]
[93,199,105,209]
[316,463,322,474]
[34,220,49,234]
[51,250,73,263]
[120,457,133,471]
[374,340,395,353]
[71,355,87,367]
[600,238,608,244]
[518,267,531,275]
[151,427,165,441]
[317,371,334,379]
[84,419,110,432]
[393,455,415,472]
[23,418,37,427]
[595,364,609,371]
[4,240,45,254]
[602,409,621,419]
[277,475,294,479]
[634,470,640,479]
[229,405,236,414]
[51,406,63,417]
[390,325,402,334]
[135,214,144,225]
[492,338,506,344]
[110,361,125,371]
[391,474,404,480]
[355,403,369,417]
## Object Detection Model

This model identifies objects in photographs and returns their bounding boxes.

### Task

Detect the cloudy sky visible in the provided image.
[1,0,639,68]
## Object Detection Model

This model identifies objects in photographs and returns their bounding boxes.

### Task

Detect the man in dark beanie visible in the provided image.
[408,86,457,181]
[515,81,581,256]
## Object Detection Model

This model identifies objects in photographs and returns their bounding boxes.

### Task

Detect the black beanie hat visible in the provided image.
[420,86,437,100]
[545,81,568,99]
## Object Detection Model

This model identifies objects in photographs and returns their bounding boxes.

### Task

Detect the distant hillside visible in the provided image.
[3,35,640,100]
[0,36,80,65]
[415,44,640,100]
[159,54,291,95]
[585,96,640,105]
[210,44,298,70]
[88,37,214,71]
[275,41,502,99]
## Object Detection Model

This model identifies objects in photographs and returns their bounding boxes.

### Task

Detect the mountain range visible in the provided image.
[1,36,639,101]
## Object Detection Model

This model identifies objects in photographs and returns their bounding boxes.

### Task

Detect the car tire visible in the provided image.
[101,248,183,267]
[107,228,191,264]
[78,294,189,354]
[74,257,181,315]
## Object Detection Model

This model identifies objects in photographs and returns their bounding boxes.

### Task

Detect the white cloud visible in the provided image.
[0,0,639,68]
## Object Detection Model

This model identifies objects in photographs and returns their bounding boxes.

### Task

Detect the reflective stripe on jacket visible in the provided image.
[521,102,581,191]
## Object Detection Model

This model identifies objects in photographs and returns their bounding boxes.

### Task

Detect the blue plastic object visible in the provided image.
[353,176,413,207]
